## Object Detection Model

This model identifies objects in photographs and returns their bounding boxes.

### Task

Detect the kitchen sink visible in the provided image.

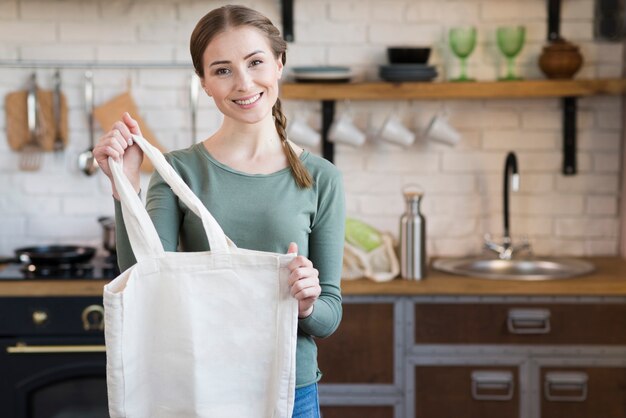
[432,257,595,281]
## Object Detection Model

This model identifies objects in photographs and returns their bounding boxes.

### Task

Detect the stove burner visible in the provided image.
[21,263,95,279]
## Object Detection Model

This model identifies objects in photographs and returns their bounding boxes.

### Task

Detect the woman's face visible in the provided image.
[201,26,283,125]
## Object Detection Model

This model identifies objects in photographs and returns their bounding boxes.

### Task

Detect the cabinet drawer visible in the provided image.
[320,406,394,418]
[540,367,626,418]
[414,303,626,345]
[415,365,519,418]
[317,303,394,384]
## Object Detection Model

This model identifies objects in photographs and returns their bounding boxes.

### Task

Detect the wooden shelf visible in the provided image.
[280,78,626,101]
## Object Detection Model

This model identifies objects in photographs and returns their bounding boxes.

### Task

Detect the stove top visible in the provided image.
[0,256,120,280]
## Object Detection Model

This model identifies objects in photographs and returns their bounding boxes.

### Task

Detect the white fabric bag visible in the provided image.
[104,134,298,418]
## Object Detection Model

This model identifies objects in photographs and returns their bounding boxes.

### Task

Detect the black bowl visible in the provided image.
[387,47,431,64]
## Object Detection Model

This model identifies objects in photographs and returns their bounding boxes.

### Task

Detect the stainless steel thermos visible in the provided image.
[400,186,426,279]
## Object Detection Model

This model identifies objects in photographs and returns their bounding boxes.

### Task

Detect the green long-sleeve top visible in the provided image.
[114,142,346,388]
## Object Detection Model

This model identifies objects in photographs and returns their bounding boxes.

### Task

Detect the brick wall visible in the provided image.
[0,0,622,257]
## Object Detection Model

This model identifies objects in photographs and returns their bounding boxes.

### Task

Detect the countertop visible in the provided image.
[1,257,626,297]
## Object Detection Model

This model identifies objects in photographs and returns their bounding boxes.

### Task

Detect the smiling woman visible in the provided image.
[92,4,346,418]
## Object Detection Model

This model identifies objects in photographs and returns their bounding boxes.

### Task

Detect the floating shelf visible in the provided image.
[280,78,626,100]
[280,78,626,175]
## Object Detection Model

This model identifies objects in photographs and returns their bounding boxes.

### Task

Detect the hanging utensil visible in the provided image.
[52,69,64,155]
[78,70,98,175]
[189,73,199,145]
[19,73,43,171]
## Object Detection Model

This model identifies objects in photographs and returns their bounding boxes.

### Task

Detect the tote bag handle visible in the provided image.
[109,134,235,261]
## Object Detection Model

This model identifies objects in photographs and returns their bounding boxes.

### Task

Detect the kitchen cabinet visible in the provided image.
[316,302,395,384]
[320,406,394,418]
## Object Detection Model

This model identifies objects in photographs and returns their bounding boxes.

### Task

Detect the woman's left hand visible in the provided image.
[287,242,320,318]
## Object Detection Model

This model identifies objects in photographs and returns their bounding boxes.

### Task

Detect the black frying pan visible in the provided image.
[0,245,97,265]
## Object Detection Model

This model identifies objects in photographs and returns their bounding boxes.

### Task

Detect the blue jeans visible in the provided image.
[292,383,320,418]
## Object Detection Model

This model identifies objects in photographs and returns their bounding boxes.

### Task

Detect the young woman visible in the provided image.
[93,5,345,417]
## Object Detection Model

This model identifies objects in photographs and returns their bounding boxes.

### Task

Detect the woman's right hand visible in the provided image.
[93,112,144,198]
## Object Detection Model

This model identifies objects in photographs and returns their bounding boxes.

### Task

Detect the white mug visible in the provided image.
[328,114,366,147]
[423,113,461,146]
[286,115,321,147]
[378,115,416,147]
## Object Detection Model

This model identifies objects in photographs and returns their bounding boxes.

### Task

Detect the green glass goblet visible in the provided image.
[449,26,477,82]
[496,26,526,81]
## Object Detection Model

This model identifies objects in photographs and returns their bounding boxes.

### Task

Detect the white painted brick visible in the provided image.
[585,240,618,256]
[334,152,365,172]
[365,152,439,173]
[522,111,561,130]
[402,174,476,194]
[532,239,585,256]
[138,22,195,43]
[27,216,100,239]
[407,2,480,23]
[355,215,400,238]
[60,23,136,43]
[428,195,483,217]
[480,1,545,20]
[0,1,17,19]
[101,2,178,21]
[450,110,519,130]
[561,22,594,41]
[0,194,61,215]
[62,196,113,215]
[578,131,620,151]
[442,152,507,172]
[480,216,554,237]
[0,22,56,43]
[555,174,619,193]
[21,1,98,20]
[478,173,554,193]
[485,98,560,110]
[515,151,593,172]
[142,108,188,131]
[368,23,442,46]
[596,110,622,130]
[597,65,623,78]
[22,174,100,195]
[327,46,386,66]
[284,45,327,66]
[298,21,366,44]
[0,216,26,236]
[586,196,618,215]
[97,45,175,63]
[432,237,484,257]
[345,193,359,214]
[359,194,403,216]
[561,0,594,19]
[592,153,621,173]
[579,95,622,111]
[585,43,624,64]
[514,195,584,215]
[0,45,18,60]
[20,44,96,61]
[329,2,369,21]
[343,172,403,194]
[483,130,558,150]
[429,217,477,237]
[370,2,406,22]
[555,217,619,238]
[293,1,328,23]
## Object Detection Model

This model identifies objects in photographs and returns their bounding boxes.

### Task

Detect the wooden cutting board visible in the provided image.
[5,89,69,152]
[93,91,167,173]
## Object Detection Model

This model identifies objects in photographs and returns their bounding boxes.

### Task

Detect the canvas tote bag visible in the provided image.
[104,134,298,418]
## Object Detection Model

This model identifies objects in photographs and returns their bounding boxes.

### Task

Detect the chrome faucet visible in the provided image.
[484,151,531,260]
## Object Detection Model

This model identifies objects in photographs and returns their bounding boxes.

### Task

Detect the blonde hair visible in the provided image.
[190,5,313,188]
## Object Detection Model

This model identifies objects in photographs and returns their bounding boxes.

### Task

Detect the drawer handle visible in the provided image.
[507,308,551,334]
[544,371,588,402]
[471,371,514,401]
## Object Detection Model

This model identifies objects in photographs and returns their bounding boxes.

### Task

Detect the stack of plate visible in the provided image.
[379,64,438,82]
[291,66,353,83]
